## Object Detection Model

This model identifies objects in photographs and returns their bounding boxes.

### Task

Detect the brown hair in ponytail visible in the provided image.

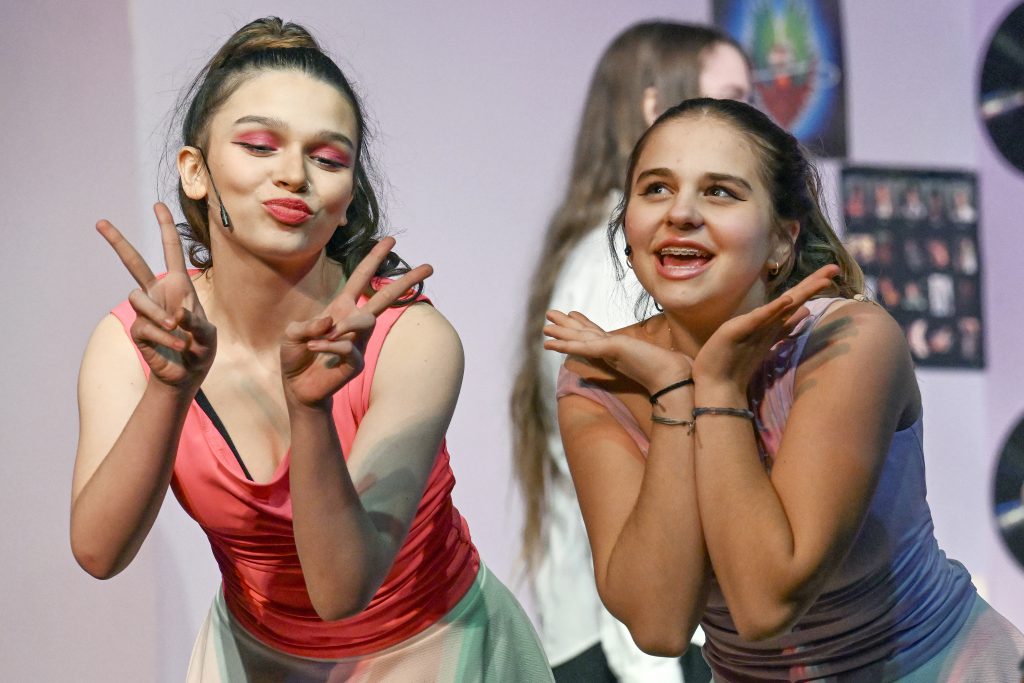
[172,17,411,286]
[610,97,864,301]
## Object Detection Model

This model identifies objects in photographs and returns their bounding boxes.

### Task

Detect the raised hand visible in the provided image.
[543,310,692,394]
[280,237,433,407]
[97,202,216,390]
[692,264,840,390]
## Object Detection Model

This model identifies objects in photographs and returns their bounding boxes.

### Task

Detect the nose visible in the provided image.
[274,146,309,192]
[666,192,703,230]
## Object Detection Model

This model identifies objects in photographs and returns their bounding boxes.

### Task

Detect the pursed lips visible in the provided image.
[263,198,313,225]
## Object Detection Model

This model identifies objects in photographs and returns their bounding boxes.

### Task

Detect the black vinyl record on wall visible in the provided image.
[980,2,1024,174]
[994,414,1024,571]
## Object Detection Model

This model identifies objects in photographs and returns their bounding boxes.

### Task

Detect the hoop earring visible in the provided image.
[768,261,781,277]
[624,244,634,269]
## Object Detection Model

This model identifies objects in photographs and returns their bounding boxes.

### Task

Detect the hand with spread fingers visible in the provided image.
[692,264,840,390]
[543,310,692,394]
[97,202,216,390]
[280,237,433,408]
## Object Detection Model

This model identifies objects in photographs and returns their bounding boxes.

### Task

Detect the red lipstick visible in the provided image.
[263,198,313,226]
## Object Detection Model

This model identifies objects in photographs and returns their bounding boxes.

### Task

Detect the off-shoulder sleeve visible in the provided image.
[556,364,650,457]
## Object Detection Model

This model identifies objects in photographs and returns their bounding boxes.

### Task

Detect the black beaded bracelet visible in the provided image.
[649,378,694,405]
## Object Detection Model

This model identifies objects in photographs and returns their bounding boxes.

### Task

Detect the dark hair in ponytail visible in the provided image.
[171,17,413,289]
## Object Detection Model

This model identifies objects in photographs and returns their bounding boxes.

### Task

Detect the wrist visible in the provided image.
[285,391,334,417]
[146,375,201,404]
[693,381,747,409]
[649,377,694,406]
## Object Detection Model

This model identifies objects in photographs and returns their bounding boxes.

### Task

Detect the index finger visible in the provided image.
[339,237,398,301]
[96,219,156,289]
[361,263,433,316]
[783,264,840,307]
[155,202,188,274]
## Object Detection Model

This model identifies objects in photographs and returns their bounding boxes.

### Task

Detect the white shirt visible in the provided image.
[534,209,703,681]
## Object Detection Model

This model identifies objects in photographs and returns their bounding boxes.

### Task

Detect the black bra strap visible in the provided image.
[194,389,255,482]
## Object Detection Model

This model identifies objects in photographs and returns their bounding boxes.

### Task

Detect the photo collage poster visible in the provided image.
[842,167,984,369]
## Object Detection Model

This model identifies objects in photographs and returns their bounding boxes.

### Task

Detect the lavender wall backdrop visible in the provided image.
[2,1,1021,680]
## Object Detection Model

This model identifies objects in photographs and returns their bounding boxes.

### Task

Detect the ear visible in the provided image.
[177,146,209,201]
[642,86,659,127]
[769,219,800,267]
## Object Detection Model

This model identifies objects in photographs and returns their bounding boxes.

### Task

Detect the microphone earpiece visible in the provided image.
[197,148,233,231]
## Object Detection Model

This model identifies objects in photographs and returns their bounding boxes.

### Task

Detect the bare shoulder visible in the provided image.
[372,303,463,403]
[381,302,462,359]
[807,299,911,367]
[797,299,919,425]
[80,313,146,394]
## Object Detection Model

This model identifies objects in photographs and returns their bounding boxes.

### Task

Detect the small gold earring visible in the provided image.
[768,261,781,277]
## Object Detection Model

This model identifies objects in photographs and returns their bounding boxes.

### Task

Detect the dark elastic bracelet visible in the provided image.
[692,406,755,421]
[650,414,695,431]
[649,378,694,405]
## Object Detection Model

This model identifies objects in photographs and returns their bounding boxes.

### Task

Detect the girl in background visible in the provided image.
[511,22,749,682]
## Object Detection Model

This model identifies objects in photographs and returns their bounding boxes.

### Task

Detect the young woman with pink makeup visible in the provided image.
[70,17,550,681]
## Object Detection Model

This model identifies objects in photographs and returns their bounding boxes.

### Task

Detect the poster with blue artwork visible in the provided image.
[714,0,848,157]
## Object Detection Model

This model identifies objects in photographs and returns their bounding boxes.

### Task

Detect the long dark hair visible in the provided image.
[610,97,864,301]
[171,17,412,286]
[510,23,745,573]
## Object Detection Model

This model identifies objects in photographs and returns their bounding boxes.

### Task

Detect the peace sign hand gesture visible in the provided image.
[97,202,216,391]
[280,237,433,408]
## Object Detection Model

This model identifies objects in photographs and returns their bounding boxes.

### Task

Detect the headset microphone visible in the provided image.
[198,150,233,230]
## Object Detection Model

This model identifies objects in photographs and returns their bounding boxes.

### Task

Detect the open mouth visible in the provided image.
[658,246,713,270]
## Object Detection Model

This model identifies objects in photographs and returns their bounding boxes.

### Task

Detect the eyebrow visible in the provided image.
[706,173,753,192]
[635,167,674,184]
[233,115,355,149]
[635,168,753,193]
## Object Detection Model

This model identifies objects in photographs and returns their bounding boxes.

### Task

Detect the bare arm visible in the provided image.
[692,301,917,640]
[71,204,215,578]
[545,309,709,655]
[270,238,439,619]
[559,378,709,656]
[71,318,197,577]
[287,303,461,620]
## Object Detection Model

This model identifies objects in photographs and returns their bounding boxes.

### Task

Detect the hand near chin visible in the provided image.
[98,202,216,390]
[281,237,433,408]
[543,311,692,393]
[692,265,840,390]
